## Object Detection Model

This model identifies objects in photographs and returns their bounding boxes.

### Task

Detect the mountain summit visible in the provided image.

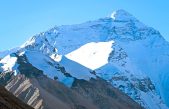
[0,10,169,109]
[110,9,136,21]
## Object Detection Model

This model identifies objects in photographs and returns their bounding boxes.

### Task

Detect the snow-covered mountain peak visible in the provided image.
[110,9,135,20]
[111,9,137,21]
[20,11,149,56]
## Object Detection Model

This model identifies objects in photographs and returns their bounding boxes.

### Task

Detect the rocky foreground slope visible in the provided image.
[0,86,33,109]
[0,59,143,109]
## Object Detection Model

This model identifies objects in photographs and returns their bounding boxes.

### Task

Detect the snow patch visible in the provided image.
[60,56,96,80]
[0,54,17,71]
[66,41,114,70]
[50,54,62,62]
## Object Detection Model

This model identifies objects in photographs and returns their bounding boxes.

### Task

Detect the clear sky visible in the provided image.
[0,0,169,51]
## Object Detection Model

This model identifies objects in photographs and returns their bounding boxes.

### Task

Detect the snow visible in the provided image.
[117,37,169,106]
[0,54,18,71]
[111,11,116,20]
[60,56,96,80]
[25,50,95,83]
[50,54,62,62]
[0,47,19,58]
[25,51,74,87]
[140,91,168,109]
[66,41,114,70]
[110,9,137,21]
[25,51,58,78]
[24,50,96,85]
[96,63,119,80]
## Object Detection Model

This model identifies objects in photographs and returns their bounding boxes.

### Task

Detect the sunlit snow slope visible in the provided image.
[66,41,114,70]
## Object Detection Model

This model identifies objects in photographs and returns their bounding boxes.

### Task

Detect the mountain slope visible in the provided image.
[0,47,19,59]
[0,50,143,109]
[0,85,34,109]
[2,73,143,109]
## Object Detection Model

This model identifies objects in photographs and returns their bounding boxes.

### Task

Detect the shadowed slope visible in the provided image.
[0,86,34,109]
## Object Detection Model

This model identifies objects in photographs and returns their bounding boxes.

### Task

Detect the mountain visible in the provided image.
[0,85,34,109]
[0,9,169,109]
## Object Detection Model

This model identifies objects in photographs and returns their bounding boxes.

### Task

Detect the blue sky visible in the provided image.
[0,0,169,51]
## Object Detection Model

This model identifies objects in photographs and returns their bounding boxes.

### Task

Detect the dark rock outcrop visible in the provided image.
[0,86,34,109]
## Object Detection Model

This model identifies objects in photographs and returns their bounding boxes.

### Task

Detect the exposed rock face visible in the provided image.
[5,75,43,109]
[0,85,34,109]
[4,74,143,109]
[72,78,143,109]
[5,75,97,109]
